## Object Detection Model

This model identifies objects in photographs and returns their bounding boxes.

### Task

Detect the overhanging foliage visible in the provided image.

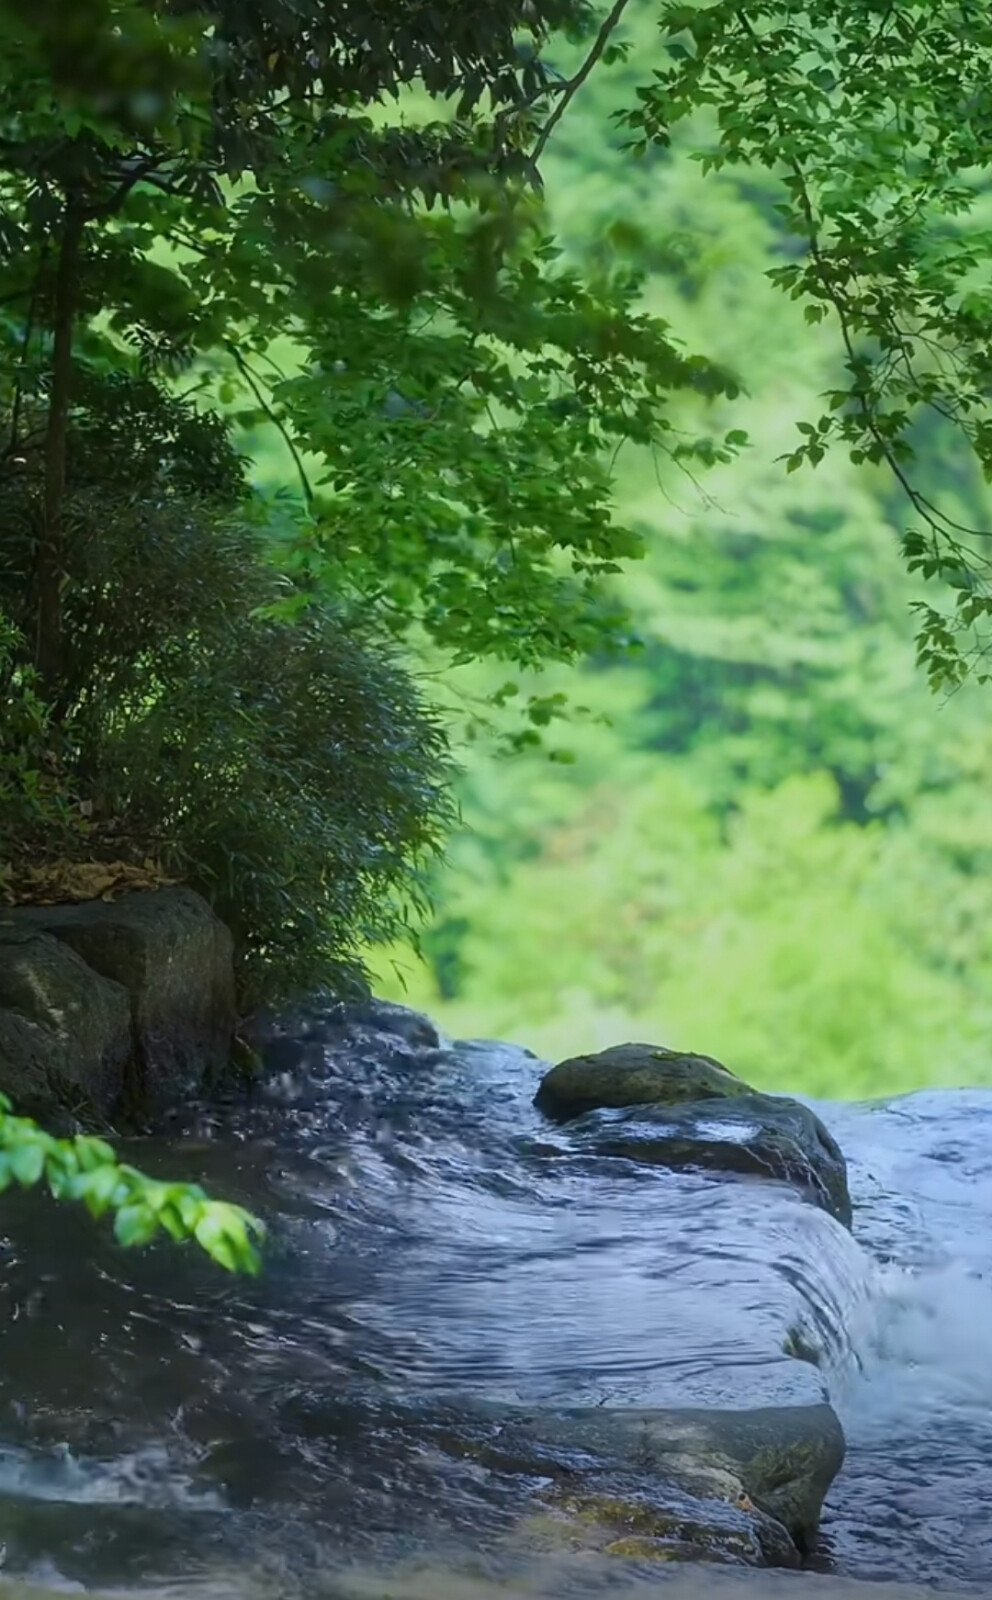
[622,0,992,687]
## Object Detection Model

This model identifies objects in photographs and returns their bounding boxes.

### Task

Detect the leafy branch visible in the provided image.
[0,1093,264,1272]
[622,0,992,690]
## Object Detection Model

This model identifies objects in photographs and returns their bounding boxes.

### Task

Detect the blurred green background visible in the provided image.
[268,6,992,1101]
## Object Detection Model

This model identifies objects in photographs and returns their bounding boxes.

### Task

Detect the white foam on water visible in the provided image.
[831,1256,992,1439]
[0,1442,223,1512]
[817,1091,992,1432]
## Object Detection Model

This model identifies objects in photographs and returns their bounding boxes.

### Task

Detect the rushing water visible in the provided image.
[0,1004,988,1597]
[813,1091,992,1589]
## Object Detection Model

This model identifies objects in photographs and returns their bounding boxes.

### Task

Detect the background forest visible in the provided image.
[363,5,992,1101]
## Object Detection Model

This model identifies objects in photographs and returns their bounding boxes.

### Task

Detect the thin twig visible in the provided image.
[224,340,314,507]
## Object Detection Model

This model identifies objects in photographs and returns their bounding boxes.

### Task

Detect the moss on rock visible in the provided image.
[535,1044,746,1121]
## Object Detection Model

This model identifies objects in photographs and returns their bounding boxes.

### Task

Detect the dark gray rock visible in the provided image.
[0,1009,113,1131]
[8,888,235,1112]
[248,996,441,1057]
[352,998,442,1051]
[0,927,131,1118]
[573,1094,852,1227]
[534,1042,851,1227]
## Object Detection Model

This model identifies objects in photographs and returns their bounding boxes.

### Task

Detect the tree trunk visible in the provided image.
[34,201,84,698]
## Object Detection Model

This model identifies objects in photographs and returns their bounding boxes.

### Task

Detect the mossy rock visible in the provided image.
[622,1403,845,1556]
[538,1480,799,1568]
[602,1535,712,1561]
[534,1043,749,1121]
[429,1395,843,1566]
[601,1533,771,1565]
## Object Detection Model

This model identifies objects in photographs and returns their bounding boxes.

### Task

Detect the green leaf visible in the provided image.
[10,1142,44,1186]
[114,1203,160,1250]
[194,1208,260,1274]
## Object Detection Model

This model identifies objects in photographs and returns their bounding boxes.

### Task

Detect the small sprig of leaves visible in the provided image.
[0,1095,264,1272]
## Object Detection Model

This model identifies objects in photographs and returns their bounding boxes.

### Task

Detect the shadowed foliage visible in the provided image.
[0,372,452,1004]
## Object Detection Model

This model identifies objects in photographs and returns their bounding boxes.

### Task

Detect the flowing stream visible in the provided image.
[0,1004,988,1598]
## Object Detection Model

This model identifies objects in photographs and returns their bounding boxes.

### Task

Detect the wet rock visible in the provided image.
[431,1397,843,1566]
[248,997,441,1062]
[356,998,442,1051]
[573,1094,852,1227]
[535,1043,851,1227]
[601,1533,754,1564]
[536,1479,799,1568]
[9,888,236,1113]
[625,1403,845,1556]
[0,927,131,1120]
[535,1044,748,1120]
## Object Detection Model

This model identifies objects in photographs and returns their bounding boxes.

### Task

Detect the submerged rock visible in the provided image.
[537,1480,800,1568]
[248,996,442,1067]
[432,1397,843,1567]
[534,1043,851,1227]
[355,998,442,1051]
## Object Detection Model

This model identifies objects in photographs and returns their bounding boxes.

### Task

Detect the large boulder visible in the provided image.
[0,928,131,1119]
[534,1043,851,1228]
[571,1094,852,1227]
[8,888,236,1114]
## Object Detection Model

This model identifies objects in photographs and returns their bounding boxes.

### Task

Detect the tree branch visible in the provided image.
[85,153,163,220]
[531,0,633,166]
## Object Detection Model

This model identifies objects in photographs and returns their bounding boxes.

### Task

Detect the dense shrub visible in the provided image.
[0,613,82,859]
[0,372,452,1004]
